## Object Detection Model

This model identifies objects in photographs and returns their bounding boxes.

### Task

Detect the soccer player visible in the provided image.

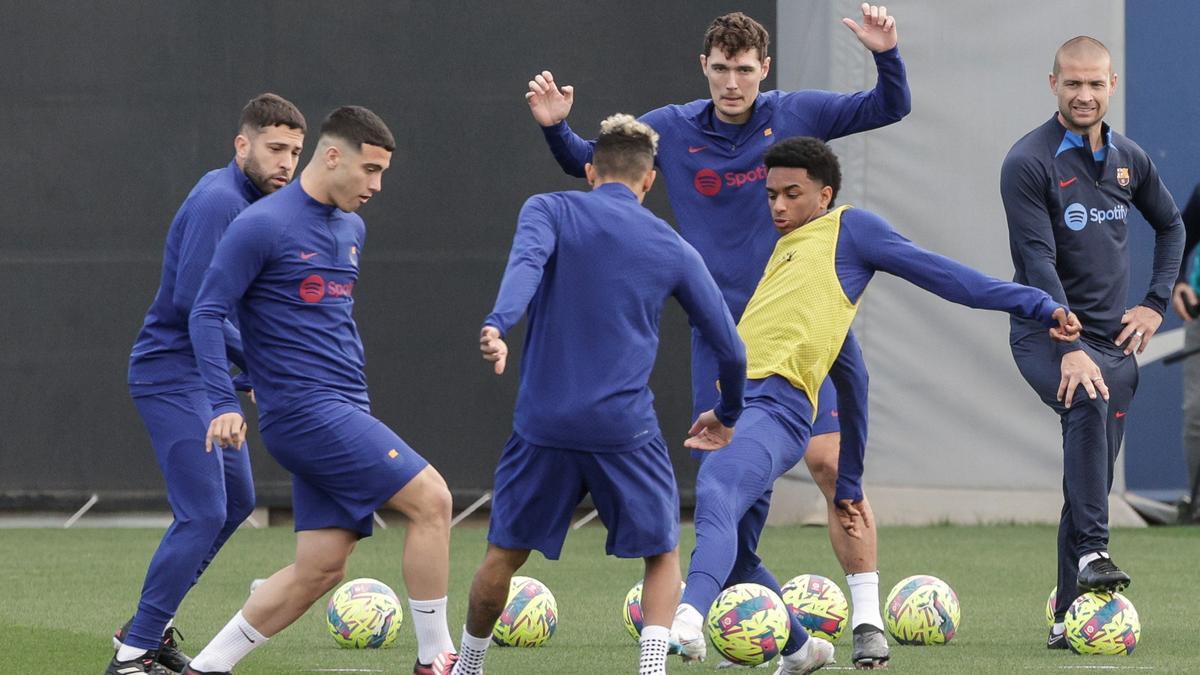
[525,8,910,665]
[676,136,1080,674]
[182,107,456,675]
[111,93,305,675]
[1000,36,1184,649]
[438,114,746,675]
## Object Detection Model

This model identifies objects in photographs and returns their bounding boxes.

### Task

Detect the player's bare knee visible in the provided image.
[389,466,451,527]
[804,434,840,499]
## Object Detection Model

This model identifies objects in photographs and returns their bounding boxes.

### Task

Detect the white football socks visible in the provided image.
[409,596,455,665]
[639,624,670,675]
[847,571,884,630]
[1051,621,1065,636]
[450,628,490,675]
[188,610,267,672]
[1078,550,1109,572]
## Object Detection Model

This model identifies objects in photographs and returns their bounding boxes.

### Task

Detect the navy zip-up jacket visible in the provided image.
[1001,115,1183,353]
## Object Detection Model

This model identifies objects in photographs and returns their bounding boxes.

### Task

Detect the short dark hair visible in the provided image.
[239,93,306,133]
[592,113,658,181]
[1053,35,1110,76]
[763,137,841,203]
[703,12,770,61]
[319,106,395,152]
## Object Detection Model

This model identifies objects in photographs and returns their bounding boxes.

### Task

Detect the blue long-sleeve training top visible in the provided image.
[541,48,910,320]
[829,207,1067,502]
[189,180,369,427]
[129,160,258,393]
[484,182,747,453]
[1001,115,1183,353]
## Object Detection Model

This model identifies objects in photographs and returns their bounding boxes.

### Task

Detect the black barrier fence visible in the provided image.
[0,1,777,510]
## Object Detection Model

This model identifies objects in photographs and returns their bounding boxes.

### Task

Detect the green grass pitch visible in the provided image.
[2,523,1198,673]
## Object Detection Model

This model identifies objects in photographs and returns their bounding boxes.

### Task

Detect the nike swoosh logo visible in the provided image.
[414,608,436,614]
[688,145,707,153]
[238,626,257,643]
[1115,411,1126,419]
[300,251,318,260]
[1059,177,1077,188]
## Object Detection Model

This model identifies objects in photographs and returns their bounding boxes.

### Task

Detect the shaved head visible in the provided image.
[1053,36,1110,76]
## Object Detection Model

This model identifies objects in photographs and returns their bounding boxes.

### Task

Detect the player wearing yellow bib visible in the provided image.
[672,137,1080,674]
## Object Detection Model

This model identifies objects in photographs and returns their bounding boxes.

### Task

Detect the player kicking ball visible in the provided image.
[435,114,746,675]
[182,107,456,675]
[672,136,1081,674]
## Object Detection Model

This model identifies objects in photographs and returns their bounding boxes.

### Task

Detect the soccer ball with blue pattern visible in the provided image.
[1064,591,1139,655]
[326,578,403,648]
[705,583,791,666]
[622,580,686,641]
[492,576,558,647]
[884,575,960,645]
[781,574,849,641]
[1046,586,1057,628]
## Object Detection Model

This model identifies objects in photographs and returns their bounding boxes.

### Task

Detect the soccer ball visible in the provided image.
[781,574,849,641]
[622,580,686,641]
[884,575,960,645]
[1046,586,1057,628]
[492,576,558,647]
[1064,591,1139,655]
[706,583,791,666]
[326,578,403,648]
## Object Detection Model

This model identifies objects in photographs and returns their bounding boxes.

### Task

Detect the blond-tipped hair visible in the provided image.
[594,113,658,179]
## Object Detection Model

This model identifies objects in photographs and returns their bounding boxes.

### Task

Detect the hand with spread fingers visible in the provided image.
[1057,350,1109,409]
[525,70,574,127]
[1115,305,1163,355]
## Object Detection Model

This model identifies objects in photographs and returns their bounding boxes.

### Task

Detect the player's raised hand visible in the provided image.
[1116,305,1163,355]
[206,412,246,452]
[480,325,508,375]
[841,3,898,53]
[525,70,574,127]
[1057,350,1109,409]
[835,499,869,539]
[1172,282,1199,321]
[1049,307,1082,343]
[684,409,734,451]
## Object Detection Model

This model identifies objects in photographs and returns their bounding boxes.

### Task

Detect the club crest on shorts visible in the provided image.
[1115,167,1130,187]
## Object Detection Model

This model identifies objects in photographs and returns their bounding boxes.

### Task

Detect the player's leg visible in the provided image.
[111,392,232,674]
[191,436,256,585]
[802,378,888,668]
[584,437,681,675]
[638,548,682,675]
[676,390,814,661]
[1012,335,1129,645]
[449,435,585,675]
[185,526,359,674]
[805,433,887,669]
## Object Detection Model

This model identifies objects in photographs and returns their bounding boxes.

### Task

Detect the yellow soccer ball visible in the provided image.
[326,578,403,648]
[781,574,849,641]
[706,583,791,666]
[884,575,960,645]
[492,576,558,647]
[1064,591,1139,655]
